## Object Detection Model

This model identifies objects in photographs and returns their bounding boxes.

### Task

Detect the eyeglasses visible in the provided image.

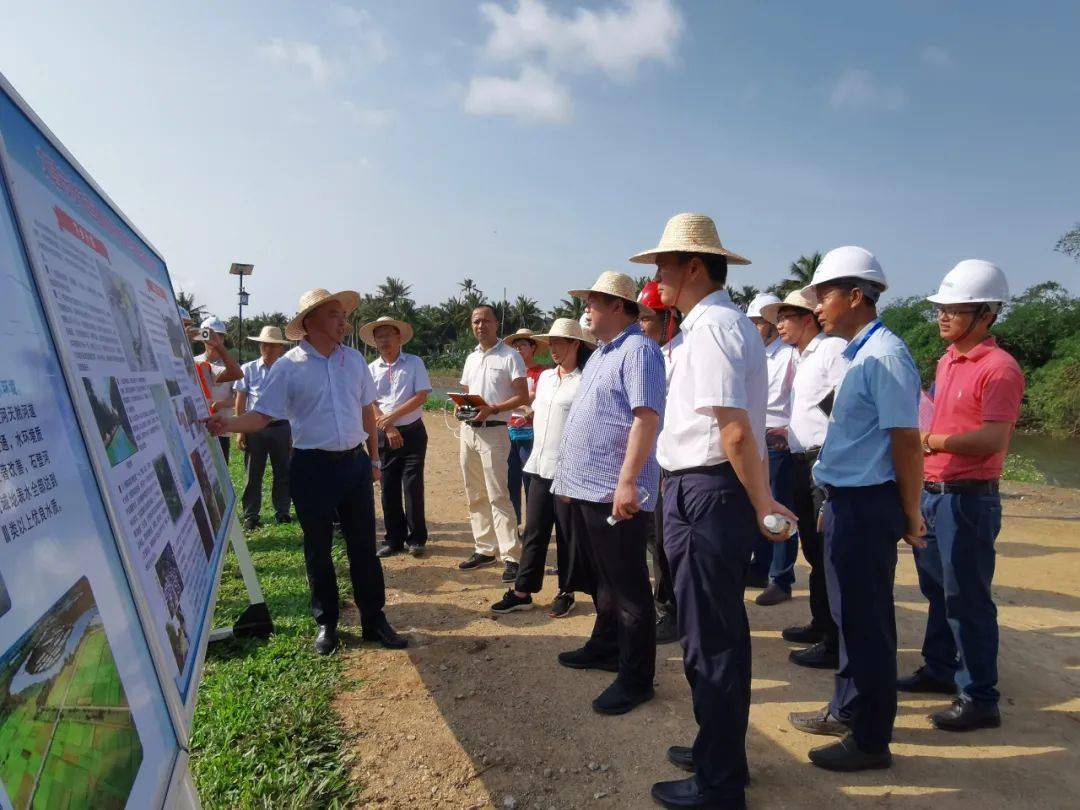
[935,306,982,319]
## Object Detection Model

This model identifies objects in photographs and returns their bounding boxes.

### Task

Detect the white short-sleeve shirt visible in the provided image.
[764,338,796,429]
[789,332,849,453]
[656,289,768,471]
[523,367,581,480]
[254,340,377,451]
[459,340,526,421]
[368,352,432,427]
[233,357,279,414]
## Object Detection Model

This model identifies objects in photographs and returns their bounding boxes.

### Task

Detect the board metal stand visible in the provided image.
[208,516,274,643]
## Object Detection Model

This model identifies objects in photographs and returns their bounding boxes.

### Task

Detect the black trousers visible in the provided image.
[514,476,569,593]
[290,447,386,630]
[792,450,837,649]
[378,420,428,548]
[663,467,757,803]
[646,485,676,617]
[218,435,230,463]
[555,497,655,690]
[826,482,903,753]
[242,420,291,522]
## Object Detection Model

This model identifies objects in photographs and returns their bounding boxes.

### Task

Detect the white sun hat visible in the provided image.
[531,317,597,347]
[759,288,817,324]
[568,271,654,316]
[358,315,415,348]
[800,245,887,304]
[247,325,291,344]
[746,293,781,319]
[630,213,751,266]
[284,288,361,340]
[927,260,1009,307]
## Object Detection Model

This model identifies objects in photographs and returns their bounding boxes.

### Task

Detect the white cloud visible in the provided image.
[480,0,681,79]
[829,68,906,111]
[464,65,571,123]
[258,38,334,84]
[340,100,395,129]
[332,3,391,65]
[921,44,953,68]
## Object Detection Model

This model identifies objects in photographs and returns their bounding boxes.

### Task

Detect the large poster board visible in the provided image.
[0,79,235,731]
[0,131,180,809]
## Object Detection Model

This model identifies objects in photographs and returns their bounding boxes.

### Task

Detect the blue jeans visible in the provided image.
[507,435,534,524]
[915,490,1002,705]
[748,449,798,591]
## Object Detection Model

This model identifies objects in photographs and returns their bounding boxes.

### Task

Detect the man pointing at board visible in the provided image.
[207,288,407,655]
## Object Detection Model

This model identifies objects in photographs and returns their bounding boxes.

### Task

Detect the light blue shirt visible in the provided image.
[551,323,666,507]
[233,357,279,413]
[254,340,377,451]
[813,320,920,488]
[369,351,431,427]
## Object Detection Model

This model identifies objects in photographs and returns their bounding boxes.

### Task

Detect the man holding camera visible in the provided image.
[193,316,242,460]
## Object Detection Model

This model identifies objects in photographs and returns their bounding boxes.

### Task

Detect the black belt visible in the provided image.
[295,445,365,462]
[466,420,507,428]
[790,447,821,461]
[267,419,288,428]
[924,479,999,495]
[666,461,736,478]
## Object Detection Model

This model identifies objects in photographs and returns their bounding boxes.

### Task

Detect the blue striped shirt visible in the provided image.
[551,323,666,507]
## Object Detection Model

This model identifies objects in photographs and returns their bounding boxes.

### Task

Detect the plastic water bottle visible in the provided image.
[606,488,651,526]
[764,514,794,537]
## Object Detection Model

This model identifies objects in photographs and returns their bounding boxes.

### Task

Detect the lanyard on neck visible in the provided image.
[848,320,883,361]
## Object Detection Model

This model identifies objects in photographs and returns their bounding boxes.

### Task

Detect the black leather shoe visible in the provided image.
[362,615,408,649]
[897,666,957,695]
[314,625,338,656]
[667,745,694,772]
[789,641,838,669]
[592,680,654,715]
[782,624,824,644]
[243,518,260,532]
[930,698,1001,731]
[650,776,745,809]
[788,705,850,736]
[376,544,402,558]
[808,734,891,772]
[656,612,679,645]
[459,552,497,570]
[557,646,619,672]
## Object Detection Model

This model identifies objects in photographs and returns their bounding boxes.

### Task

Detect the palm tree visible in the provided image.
[510,295,543,331]
[376,276,414,311]
[549,297,585,321]
[729,285,761,310]
[175,290,206,324]
[777,252,822,296]
[634,275,653,294]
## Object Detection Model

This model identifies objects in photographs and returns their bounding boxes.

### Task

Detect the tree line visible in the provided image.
[177,249,1079,437]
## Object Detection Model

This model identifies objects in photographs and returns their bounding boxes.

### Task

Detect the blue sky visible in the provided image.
[1,1,1076,321]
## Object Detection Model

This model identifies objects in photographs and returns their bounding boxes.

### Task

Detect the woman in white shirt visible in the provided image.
[491,319,595,618]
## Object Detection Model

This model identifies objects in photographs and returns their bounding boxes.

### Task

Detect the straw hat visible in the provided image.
[503,328,540,347]
[568,271,654,316]
[358,315,414,348]
[630,213,750,266]
[532,317,597,347]
[759,288,817,325]
[285,288,361,340]
[247,325,291,344]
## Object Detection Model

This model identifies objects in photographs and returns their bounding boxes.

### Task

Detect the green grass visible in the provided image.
[188,452,357,809]
[423,393,453,412]
[1002,452,1048,484]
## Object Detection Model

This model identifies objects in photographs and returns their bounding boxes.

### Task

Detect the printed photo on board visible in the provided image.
[0,570,10,618]
[153,543,189,671]
[0,577,144,809]
[81,376,137,467]
[191,498,214,560]
[152,453,183,524]
[149,383,195,490]
[97,263,158,373]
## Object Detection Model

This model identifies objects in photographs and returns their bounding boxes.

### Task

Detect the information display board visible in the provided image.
[0,79,236,729]
[0,128,180,809]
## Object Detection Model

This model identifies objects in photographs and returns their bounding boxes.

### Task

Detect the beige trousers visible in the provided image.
[459,424,519,561]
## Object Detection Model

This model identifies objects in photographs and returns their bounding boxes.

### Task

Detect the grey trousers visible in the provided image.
[242,420,291,522]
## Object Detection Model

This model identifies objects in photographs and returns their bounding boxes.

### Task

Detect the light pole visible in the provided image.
[229,263,254,362]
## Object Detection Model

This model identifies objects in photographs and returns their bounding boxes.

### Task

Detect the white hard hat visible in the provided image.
[926,259,1009,306]
[200,316,228,333]
[746,293,781,319]
[802,246,888,303]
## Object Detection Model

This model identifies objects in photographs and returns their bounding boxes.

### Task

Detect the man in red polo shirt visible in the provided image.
[897,260,1024,732]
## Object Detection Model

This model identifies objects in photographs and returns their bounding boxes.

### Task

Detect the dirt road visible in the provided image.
[335,420,1080,809]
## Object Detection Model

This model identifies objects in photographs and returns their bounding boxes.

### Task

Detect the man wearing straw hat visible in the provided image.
[550,271,665,716]
[360,315,432,559]
[457,305,529,581]
[233,324,293,532]
[760,289,849,669]
[208,289,406,654]
[634,213,795,809]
